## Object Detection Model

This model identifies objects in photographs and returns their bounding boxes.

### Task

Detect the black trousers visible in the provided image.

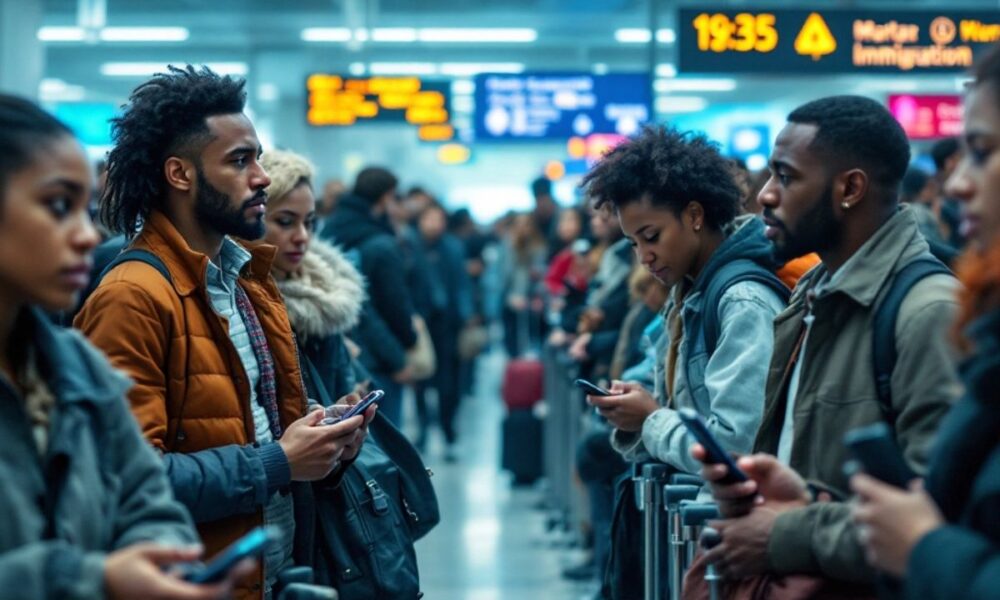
[415,315,462,444]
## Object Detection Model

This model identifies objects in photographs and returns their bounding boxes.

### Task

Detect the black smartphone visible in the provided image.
[321,390,384,425]
[184,526,281,584]
[678,408,749,484]
[574,378,612,396]
[843,422,915,488]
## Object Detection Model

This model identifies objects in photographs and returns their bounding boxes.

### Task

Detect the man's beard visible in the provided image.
[767,183,841,264]
[194,169,266,241]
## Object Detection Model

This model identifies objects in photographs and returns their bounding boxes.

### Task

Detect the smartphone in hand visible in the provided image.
[321,390,384,425]
[183,526,282,584]
[574,378,612,397]
[843,422,915,488]
[678,407,749,484]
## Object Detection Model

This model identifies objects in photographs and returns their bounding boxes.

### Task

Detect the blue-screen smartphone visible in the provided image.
[184,526,282,584]
[678,407,749,484]
[321,390,384,425]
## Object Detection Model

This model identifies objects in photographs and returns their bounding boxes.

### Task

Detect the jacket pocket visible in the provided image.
[679,350,709,408]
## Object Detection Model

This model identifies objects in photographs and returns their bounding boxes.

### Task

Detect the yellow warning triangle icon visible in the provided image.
[795,13,837,61]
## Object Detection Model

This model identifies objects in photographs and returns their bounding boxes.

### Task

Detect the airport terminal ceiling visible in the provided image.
[40,0,1000,103]
[30,0,1000,218]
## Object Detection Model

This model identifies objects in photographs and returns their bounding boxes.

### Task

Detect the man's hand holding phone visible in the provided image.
[279,408,365,481]
[691,445,810,518]
[320,390,381,462]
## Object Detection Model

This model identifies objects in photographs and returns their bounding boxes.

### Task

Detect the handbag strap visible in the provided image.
[301,350,335,408]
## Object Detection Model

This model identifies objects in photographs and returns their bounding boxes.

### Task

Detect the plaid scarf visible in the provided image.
[234,283,282,438]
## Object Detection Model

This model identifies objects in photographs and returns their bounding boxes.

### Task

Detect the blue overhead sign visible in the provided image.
[473,72,651,141]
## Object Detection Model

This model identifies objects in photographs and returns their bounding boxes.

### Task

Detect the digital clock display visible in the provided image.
[678,8,1000,74]
[692,12,779,53]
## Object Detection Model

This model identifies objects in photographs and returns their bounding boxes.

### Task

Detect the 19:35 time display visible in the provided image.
[692,12,779,53]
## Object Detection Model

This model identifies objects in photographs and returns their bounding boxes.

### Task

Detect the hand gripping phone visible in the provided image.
[678,407,749,484]
[574,378,612,397]
[184,525,282,584]
[321,390,384,425]
[843,422,915,489]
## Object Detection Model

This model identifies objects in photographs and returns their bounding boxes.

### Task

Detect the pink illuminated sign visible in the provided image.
[888,94,963,140]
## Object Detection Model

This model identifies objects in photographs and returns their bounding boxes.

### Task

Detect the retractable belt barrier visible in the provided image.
[665,476,702,600]
[700,527,723,600]
[633,464,672,600]
[678,501,721,597]
[541,343,585,532]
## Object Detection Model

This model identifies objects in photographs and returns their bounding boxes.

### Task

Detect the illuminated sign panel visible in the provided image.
[306,75,452,134]
[678,9,1000,73]
[888,94,963,140]
[52,103,116,146]
[473,73,650,141]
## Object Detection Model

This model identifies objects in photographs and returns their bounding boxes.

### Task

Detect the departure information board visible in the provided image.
[473,72,650,141]
[306,75,452,140]
[678,9,1000,74]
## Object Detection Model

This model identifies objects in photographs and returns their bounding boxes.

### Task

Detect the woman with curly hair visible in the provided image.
[580,125,788,475]
[852,42,1000,599]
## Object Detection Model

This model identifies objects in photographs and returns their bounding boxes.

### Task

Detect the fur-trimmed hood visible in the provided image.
[277,239,366,341]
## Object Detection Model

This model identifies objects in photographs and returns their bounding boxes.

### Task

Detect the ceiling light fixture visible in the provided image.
[418,28,536,43]
[439,62,525,76]
[301,27,352,42]
[655,96,708,113]
[99,27,189,42]
[37,26,86,41]
[654,78,737,92]
[371,28,418,42]
[101,62,248,77]
[615,28,676,44]
[368,62,437,76]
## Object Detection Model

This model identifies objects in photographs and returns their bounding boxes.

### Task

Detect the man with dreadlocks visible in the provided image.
[75,65,372,600]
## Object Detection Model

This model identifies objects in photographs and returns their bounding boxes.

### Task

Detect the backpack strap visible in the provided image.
[872,255,952,423]
[701,259,791,356]
[98,249,172,284]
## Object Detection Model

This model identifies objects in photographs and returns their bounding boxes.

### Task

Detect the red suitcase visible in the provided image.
[501,358,544,410]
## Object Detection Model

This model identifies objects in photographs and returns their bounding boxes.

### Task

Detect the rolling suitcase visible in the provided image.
[501,408,544,485]
[501,307,544,410]
[502,358,544,410]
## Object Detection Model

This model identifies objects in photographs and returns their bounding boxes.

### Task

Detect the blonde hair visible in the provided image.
[261,149,315,208]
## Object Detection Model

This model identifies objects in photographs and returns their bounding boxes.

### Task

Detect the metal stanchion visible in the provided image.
[678,501,720,592]
[700,527,723,600]
[636,463,671,600]
[664,483,700,600]
[670,473,704,488]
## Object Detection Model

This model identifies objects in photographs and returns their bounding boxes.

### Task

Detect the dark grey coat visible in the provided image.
[0,308,196,599]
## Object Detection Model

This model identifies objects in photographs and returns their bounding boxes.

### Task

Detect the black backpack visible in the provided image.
[699,257,792,356]
[871,255,953,423]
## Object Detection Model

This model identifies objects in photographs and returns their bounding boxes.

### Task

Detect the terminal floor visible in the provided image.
[411,350,597,600]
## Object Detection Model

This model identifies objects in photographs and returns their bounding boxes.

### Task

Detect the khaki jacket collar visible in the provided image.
[795,205,924,309]
[136,211,278,297]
